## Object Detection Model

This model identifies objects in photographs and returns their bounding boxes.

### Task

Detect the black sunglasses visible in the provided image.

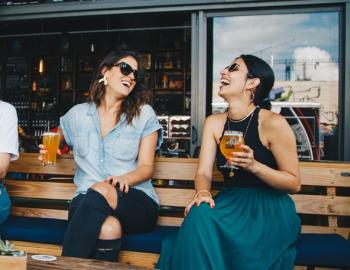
[225,63,253,78]
[113,62,139,79]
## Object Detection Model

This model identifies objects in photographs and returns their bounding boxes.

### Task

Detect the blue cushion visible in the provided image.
[122,226,177,253]
[2,217,350,267]
[296,233,350,268]
[0,216,177,254]
[0,216,67,245]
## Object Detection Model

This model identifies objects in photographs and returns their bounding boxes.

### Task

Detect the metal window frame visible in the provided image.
[191,2,349,161]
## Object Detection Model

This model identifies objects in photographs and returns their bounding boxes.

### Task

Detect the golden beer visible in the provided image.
[220,130,245,160]
[42,132,60,166]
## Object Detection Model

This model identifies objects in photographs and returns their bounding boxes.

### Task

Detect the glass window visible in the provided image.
[211,12,339,161]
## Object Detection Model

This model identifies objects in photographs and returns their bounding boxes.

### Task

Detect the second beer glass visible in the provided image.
[220,130,244,170]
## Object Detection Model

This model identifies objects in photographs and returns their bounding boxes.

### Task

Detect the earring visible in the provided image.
[98,75,108,86]
[244,89,255,102]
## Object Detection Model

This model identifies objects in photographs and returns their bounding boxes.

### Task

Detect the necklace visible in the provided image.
[227,106,256,122]
[228,106,256,138]
[227,106,256,177]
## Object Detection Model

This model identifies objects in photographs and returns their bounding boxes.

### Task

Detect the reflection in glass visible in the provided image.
[212,12,339,161]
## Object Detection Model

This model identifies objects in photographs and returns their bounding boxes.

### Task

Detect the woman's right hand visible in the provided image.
[184,194,215,217]
[38,144,62,164]
[38,144,47,165]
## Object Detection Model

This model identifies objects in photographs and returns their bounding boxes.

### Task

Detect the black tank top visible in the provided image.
[216,107,277,189]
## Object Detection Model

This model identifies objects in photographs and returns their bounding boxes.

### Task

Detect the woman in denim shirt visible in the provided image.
[41,47,162,262]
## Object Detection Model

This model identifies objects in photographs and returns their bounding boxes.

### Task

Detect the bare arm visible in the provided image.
[105,131,158,192]
[0,153,11,178]
[231,113,300,193]
[184,115,223,216]
[194,115,219,193]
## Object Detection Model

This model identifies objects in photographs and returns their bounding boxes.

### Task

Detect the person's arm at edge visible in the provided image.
[0,153,11,178]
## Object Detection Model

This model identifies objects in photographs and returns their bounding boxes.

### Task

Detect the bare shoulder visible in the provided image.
[205,113,226,128]
[260,108,289,131]
[203,113,227,143]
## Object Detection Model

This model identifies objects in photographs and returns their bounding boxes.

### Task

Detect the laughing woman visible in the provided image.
[157,55,301,270]
[41,47,163,262]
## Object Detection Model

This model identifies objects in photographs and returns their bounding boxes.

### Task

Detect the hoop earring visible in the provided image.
[244,89,255,103]
[98,75,108,86]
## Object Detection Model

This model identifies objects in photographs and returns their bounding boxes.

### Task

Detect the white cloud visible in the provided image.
[213,12,339,81]
[291,46,338,81]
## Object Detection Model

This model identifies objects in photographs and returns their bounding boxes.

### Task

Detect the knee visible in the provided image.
[99,216,122,240]
[91,182,117,209]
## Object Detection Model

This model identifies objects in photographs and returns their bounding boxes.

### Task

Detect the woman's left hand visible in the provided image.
[228,144,257,173]
[103,175,129,193]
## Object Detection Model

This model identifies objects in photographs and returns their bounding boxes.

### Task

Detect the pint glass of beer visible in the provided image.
[220,130,244,169]
[42,132,60,166]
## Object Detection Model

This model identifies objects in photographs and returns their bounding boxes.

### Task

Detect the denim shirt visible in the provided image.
[60,102,163,204]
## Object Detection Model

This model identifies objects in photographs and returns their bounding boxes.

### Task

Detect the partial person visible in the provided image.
[40,47,162,262]
[0,100,19,224]
[157,54,301,270]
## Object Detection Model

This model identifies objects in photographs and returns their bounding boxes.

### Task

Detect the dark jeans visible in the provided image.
[62,187,159,259]
[69,187,159,233]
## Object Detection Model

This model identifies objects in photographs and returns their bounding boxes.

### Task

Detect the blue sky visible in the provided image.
[213,12,339,81]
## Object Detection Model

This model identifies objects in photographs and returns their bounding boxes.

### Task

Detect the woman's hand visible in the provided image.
[184,193,215,217]
[38,144,62,165]
[38,144,47,165]
[104,175,130,193]
[228,144,258,173]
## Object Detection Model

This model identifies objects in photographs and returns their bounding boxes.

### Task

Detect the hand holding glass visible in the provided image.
[42,132,60,166]
[220,130,245,170]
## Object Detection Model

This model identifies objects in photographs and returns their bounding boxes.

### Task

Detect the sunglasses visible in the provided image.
[113,62,139,79]
[225,63,253,78]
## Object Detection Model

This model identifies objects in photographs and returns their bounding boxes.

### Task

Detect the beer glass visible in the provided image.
[220,130,244,170]
[42,132,60,166]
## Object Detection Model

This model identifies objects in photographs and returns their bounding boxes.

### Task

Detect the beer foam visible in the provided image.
[42,132,60,136]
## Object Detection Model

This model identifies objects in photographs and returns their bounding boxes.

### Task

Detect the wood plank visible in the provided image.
[11,207,68,220]
[158,216,183,226]
[8,153,76,176]
[3,180,75,200]
[152,158,198,181]
[119,251,159,269]
[27,253,146,270]
[12,241,62,256]
[8,153,350,186]
[299,162,350,187]
[6,181,350,216]
[156,187,195,207]
[291,194,350,216]
[301,225,350,238]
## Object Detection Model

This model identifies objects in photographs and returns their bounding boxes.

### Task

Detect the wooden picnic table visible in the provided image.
[27,254,150,270]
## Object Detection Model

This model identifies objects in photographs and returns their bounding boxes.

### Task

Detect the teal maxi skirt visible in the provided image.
[157,188,301,270]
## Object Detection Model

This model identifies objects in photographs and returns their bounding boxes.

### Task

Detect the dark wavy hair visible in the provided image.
[88,46,151,124]
[240,54,275,110]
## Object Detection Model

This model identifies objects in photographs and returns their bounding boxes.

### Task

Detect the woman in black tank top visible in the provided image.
[158,55,301,270]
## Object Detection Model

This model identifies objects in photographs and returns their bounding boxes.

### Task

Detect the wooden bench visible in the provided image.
[2,153,350,269]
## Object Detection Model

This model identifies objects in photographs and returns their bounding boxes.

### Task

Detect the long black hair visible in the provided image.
[240,54,274,110]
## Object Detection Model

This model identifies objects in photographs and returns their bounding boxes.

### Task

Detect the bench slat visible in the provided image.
[11,207,68,220]
[6,181,350,216]
[7,154,350,187]
[292,194,350,216]
[3,180,74,200]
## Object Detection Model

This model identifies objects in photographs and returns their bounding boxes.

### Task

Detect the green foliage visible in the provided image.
[0,239,25,256]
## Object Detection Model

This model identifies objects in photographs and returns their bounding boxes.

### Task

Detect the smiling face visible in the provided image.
[218,58,251,100]
[104,55,138,98]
